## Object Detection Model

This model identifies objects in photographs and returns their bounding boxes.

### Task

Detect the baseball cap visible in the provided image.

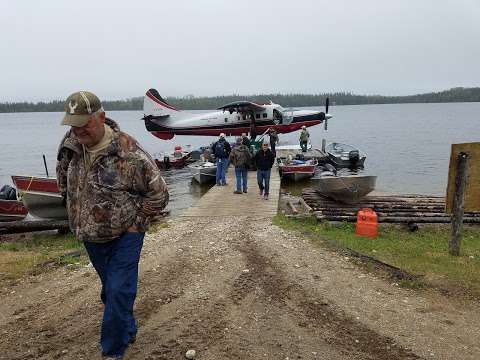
[61,91,103,127]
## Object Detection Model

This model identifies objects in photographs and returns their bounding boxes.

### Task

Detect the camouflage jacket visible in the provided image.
[56,118,169,243]
[229,145,251,168]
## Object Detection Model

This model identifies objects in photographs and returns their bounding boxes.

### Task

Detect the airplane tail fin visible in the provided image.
[143,88,180,119]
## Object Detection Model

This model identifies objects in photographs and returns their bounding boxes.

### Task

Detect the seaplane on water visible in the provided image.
[142,88,332,140]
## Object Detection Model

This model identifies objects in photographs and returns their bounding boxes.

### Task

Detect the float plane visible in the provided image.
[142,88,332,140]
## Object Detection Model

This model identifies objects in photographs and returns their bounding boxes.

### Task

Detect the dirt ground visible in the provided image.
[0,216,479,359]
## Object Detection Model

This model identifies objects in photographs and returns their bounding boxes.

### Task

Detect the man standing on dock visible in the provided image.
[212,133,231,186]
[299,125,310,152]
[56,91,169,359]
[229,137,252,194]
[254,142,275,200]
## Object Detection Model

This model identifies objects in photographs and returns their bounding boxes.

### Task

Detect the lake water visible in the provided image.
[0,103,478,214]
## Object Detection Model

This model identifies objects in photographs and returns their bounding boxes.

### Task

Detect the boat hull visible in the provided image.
[311,175,377,204]
[0,199,28,222]
[279,165,316,182]
[12,176,68,220]
[188,162,217,184]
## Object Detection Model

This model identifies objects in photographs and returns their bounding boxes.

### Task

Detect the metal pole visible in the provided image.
[449,152,469,256]
[42,154,49,178]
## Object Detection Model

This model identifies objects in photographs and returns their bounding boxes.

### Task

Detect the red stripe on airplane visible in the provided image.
[146,91,179,111]
[150,121,321,139]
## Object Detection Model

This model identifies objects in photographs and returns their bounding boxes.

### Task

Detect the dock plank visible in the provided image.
[181,167,280,218]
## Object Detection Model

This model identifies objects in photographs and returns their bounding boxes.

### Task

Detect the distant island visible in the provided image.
[1,87,479,113]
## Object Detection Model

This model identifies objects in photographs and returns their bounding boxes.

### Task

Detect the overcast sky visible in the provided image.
[0,0,479,102]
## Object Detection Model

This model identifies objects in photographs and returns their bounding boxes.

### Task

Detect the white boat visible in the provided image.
[187,161,217,184]
[11,175,68,220]
[311,170,377,204]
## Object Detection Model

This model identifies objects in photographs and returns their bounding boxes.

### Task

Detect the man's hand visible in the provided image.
[127,225,138,233]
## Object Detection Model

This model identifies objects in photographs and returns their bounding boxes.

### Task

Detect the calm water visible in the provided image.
[0,103,478,213]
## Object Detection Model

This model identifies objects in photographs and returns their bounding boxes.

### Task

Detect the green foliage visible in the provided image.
[273,215,480,296]
[1,87,480,113]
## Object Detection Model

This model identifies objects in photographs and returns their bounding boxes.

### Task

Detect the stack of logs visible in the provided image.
[302,188,480,224]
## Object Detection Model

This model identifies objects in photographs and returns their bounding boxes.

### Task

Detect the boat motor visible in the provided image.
[163,155,171,169]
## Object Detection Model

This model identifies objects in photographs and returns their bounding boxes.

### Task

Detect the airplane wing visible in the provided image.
[217,101,266,112]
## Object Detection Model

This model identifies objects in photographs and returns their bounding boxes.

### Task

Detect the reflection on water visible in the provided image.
[160,168,213,216]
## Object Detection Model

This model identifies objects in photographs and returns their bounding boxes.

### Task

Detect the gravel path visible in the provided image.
[0,217,478,359]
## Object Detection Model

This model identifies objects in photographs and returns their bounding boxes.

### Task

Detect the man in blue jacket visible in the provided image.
[212,133,231,185]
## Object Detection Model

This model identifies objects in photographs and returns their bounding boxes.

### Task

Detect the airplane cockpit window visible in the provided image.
[262,113,268,118]
[273,109,283,123]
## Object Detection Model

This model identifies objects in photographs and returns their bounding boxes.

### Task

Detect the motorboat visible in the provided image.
[11,175,68,220]
[187,161,217,184]
[311,166,376,204]
[325,142,366,168]
[278,157,317,182]
[155,146,192,170]
[0,185,28,221]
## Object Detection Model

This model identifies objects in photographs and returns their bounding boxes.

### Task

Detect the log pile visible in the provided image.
[302,188,480,224]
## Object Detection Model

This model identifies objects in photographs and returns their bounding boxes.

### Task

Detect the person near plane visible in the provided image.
[56,91,169,359]
[254,141,275,200]
[229,137,251,194]
[241,132,251,148]
[212,133,231,186]
[249,114,257,142]
[268,128,279,157]
[299,125,310,152]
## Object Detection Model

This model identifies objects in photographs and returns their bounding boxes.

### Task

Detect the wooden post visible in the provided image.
[449,152,469,256]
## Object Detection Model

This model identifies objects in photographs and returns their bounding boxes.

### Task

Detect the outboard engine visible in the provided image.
[163,156,171,169]
[0,185,17,200]
[348,150,360,165]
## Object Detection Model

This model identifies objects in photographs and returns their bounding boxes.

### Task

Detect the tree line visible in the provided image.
[1,87,479,113]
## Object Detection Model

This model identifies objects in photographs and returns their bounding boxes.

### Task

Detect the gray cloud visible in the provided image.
[0,0,478,102]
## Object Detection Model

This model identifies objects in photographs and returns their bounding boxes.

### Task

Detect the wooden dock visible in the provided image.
[180,168,280,218]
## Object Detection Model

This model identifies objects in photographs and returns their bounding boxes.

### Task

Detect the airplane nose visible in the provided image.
[325,113,332,119]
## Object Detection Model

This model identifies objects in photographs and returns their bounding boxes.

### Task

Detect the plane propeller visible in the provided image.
[324,97,330,131]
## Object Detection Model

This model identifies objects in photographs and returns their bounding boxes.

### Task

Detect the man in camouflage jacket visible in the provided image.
[56,91,169,359]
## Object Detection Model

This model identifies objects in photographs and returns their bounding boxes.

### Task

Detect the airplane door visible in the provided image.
[283,110,294,125]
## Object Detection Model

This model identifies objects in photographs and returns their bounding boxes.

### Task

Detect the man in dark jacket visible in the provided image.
[229,137,252,194]
[211,133,231,186]
[254,142,275,200]
[241,132,251,148]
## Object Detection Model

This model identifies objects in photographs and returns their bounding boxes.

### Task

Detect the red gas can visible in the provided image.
[355,208,378,238]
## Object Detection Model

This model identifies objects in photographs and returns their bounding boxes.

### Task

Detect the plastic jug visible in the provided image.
[355,208,378,238]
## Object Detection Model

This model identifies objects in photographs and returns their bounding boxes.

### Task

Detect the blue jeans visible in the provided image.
[234,167,248,192]
[257,169,271,195]
[84,232,144,357]
[216,158,228,185]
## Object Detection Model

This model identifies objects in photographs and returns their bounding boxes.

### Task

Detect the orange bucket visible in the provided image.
[355,208,378,238]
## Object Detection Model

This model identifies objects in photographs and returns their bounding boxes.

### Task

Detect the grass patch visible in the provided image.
[273,214,480,297]
[0,232,85,282]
